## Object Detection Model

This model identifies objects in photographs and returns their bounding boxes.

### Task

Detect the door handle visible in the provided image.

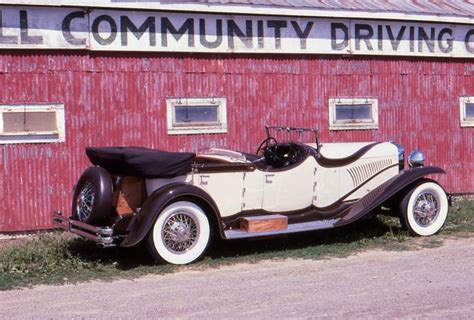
[199,175,210,185]
[265,174,275,184]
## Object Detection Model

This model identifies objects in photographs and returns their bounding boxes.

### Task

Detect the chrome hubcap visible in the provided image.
[76,181,95,222]
[413,192,439,227]
[162,211,199,254]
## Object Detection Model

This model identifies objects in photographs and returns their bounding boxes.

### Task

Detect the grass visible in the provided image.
[0,200,473,290]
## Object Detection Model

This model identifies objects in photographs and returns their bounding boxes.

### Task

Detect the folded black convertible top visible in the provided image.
[86,147,196,178]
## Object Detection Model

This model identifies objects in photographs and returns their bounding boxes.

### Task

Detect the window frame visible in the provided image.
[329,97,379,131]
[459,96,474,127]
[166,97,227,135]
[0,103,65,144]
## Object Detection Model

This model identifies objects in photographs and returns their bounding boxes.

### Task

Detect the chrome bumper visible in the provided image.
[53,211,115,247]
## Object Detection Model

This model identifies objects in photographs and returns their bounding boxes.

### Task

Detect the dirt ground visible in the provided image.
[0,237,473,319]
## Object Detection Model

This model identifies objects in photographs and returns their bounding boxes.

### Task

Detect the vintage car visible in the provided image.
[54,126,449,265]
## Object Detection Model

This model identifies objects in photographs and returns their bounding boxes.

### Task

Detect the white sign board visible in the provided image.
[1,6,474,58]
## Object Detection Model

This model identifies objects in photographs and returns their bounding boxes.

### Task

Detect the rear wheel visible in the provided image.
[147,201,211,265]
[399,180,448,236]
[71,166,113,225]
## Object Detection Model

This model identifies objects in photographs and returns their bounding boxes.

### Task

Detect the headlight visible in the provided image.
[408,150,425,168]
[391,142,405,170]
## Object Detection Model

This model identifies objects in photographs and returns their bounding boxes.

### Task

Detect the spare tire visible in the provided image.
[71,166,113,226]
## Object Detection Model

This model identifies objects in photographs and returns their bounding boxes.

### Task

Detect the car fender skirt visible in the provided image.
[335,166,446,227]
[120,183,222,247]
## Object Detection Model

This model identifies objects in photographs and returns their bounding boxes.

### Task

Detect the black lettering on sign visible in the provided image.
[377,25,383,50]
[92,15,117,45]
[227,20,253,49]
[355,24,373,51]
[409,26,415,52]
[20,10,43,45]
[291,21,313,49]
[267,20,287,49]
[438,28,453,53]
[62,11,86,46]
[331,23,348,50]
[161,18,194,47]
[199,18,222,49]
[418,27,435,53]
[386,25,406,51]
[0,10,17,44]
[121,16,156,46]
[465,29,474,53]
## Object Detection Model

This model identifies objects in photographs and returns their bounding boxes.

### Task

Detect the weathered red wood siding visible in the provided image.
[0,51,472,231]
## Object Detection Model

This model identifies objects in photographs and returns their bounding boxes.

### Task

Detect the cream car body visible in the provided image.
[55,127,449,265]
[146,142,399,216]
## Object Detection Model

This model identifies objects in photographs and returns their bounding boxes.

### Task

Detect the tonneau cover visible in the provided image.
[86,147,196,178]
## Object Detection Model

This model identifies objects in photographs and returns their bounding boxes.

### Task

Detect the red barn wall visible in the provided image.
[0,51,472,232]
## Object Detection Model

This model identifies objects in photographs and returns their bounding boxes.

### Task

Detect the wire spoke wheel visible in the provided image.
[71,166,113,226]
[148,201,211,265]
[76,181,95,222]
[413,192,439,227]
[162,211,200,254]
[400,180,448,236]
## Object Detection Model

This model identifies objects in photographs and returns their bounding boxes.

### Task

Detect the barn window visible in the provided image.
[0,104,65,144]
[329,98,378,130]
[166,97,227,135]
[460,97,474,127]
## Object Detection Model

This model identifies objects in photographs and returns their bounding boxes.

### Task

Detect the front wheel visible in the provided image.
[147,201,211,265]
[399,180,448,236]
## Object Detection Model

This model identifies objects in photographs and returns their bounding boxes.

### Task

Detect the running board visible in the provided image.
[224,218,340,239]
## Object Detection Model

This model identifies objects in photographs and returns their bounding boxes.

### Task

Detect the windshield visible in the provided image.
[265,126,319,146]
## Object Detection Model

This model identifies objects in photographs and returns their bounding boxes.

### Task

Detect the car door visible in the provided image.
[197,172,244,217]
[241,170,265,211]
[312,166,340,208]
[262,157,317,212]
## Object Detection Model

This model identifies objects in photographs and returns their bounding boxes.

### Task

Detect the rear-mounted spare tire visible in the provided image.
[72,166,113,226]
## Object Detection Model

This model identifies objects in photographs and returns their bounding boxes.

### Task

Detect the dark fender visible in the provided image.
[120,183,222,247]
[335,166,446,226]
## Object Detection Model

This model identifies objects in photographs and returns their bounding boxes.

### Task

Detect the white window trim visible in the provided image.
[166,97,227,135]
[329,97,379,131]
[0,103,65,144]
[459,96,474,127]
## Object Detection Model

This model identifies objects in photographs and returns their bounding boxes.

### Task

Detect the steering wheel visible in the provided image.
[256,137,278,156]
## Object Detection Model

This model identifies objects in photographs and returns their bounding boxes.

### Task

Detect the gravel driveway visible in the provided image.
[0,237,473,319]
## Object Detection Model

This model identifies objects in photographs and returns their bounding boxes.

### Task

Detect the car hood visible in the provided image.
[306,142,397,160]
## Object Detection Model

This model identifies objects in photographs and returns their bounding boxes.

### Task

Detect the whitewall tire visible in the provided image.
[399,180,448,236]
[147,201,211,265]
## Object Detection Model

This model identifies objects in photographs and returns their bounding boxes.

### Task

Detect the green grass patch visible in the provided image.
[443,199,474,233]
[1,200,473,290]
